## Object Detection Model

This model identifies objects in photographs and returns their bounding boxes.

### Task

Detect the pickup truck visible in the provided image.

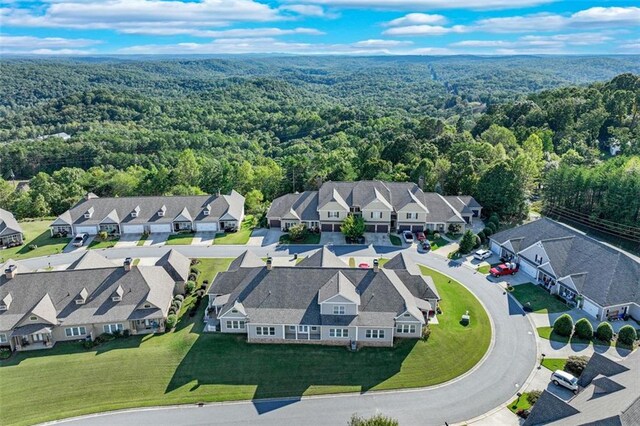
[489,262,519,277]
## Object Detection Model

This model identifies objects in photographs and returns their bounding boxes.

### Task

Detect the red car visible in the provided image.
[490,262,519,277]
[416,232,426,241]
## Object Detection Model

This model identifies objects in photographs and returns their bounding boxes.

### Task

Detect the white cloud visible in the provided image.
[279,4,329,17]
[452,33,613,49]
[385,13,447,27]
[119,27,324,38]
[279,0,555,11]
[617,39,640,52]
[383,24,467,36]
[0,35,101,49]
[351,39,413,47]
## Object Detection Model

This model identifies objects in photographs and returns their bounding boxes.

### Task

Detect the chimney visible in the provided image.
[315,176,323,189]
[4,264,17,279]
[216,188,221,197]
[123,257,133,272]
[418,175,425,190]
[266,256,272,271]
[373,258,379,273]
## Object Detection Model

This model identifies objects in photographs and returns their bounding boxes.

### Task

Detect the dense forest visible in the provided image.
[0,56,638,232]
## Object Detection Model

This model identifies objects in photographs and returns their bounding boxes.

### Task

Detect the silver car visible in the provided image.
[402,231,414,244]
[551,370,579,394]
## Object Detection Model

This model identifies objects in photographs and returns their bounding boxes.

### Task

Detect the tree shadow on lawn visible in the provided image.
[165,331,416,414]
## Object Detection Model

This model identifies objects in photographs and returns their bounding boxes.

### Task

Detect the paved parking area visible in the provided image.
[363,232,391,246]
[62,236,94,253]
[193,232,215,246]
[460,251,501,271]
[319,232,345,245]
[115,234,142,248]
[145,233,169,246]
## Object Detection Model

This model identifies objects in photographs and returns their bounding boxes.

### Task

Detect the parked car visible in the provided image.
[418,241,431,252]
[416,231,426,242]
[474,249,492,261]
[551,370,579,394]
[489,262,519,277]
[72,233,88,247]
[402,230,414,244]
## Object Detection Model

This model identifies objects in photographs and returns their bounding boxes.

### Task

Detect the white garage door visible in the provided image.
[122,225,144,234]
[150,224,171,233]
[196,223,218,232]
[519,260,538,278]
[490,240,501,255]
[75,226,98,235]
[582,299,600,319]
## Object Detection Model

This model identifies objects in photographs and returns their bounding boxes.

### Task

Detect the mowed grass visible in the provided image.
[0,262,490,426]
[541,358,567,372]
[477,264,491,274]
[0,220,70,262]
[388,234,402,246]
[510,283,569,314]
[214,215,255,245]
[88,237,119,249]
[508,393,533,413]
[165,234,194,245]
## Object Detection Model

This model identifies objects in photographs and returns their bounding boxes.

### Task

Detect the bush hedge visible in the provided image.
[185,280,196,294]
[174,294,184,302]
[166,314,177,330]
[596,322,614,342]
[617,325,637,345]
[553,314,574,337]
[565,355,589,377]
[574,318,593,339]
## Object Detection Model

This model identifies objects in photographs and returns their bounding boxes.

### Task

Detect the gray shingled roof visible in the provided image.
[156,249,191,282]
[228,250,265,271]
[266,191,319,221]
[67,251,118,270]
[491,218,640,308]
[526,351,640,426]
[52,192,244,227]
[0,208,23,237]
[383,252,421,275]
[210,258,431,327]
[0,266,174,330]
[318,272,360,304]
[297,247,348,268]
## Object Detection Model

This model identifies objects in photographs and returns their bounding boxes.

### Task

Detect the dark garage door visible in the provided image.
[376,224,388,233]
[411,225,423,232]
[365,224,376,232]
[269,219,281,229]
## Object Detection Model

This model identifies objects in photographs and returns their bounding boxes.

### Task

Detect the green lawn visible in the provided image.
[378,258,389,267]
[214,215,255,245]
[510,283,569,314]
[348,257,356,267]
[389,234,402,246]
[165,233,194,245]
[278,232,321,245]
[508,393,533,414]
[537,327,611,347]
[89,236,120,249]
[0,220,70,262]
[193,258,231,288]
[477,264,491,274]
[136,234,148,246]
[541,358,566,372]
[0,261,490,426]
[428,236,449,251]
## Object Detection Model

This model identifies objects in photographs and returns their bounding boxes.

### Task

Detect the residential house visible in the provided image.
[207,250,440,347]
[0,251,183,352]
[489,218,640,321]
[50,191,244,236]
[524,352,640,425]
[267,181,481,234]
[0,209,24,248]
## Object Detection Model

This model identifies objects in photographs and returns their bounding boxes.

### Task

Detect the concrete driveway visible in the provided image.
[115,234,142,248]
[146,233,169,246]
[363,232,391,246]
[319,232,345,245]
[193,232,216,246]
[62,236,94,253]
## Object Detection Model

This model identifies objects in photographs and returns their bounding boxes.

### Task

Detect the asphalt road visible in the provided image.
[42,247,537,426]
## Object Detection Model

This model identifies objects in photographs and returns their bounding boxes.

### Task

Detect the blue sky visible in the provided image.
[1,0,639,55]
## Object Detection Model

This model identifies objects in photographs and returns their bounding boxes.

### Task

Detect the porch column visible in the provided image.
[295,327,298,340]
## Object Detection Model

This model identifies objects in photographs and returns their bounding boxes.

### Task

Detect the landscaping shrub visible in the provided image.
[553,314,574,337]
[185,280,196,294]
[288,223,308,241]
[564,355,589,377]
[488,213,500,228]
[477,231,486,244]
[83,340,95,350]
[123,329,130,338]
[166,314,177,330]
[574,318,593,339]
[173,294,184,302]
[168,307,176,316]
[349,414,398,426]
[190,259,199,266]
[617,325,638,345]
[447,223,462,234]
[526,390,542,405]
[28,244,37,251]
[112,329,122,338]
[421,326,431,341]
[200,283,207,290]
[190,267,201,276]
[188,307,198,317]
[0,347,11,359]
[596,322,614,342]
[458,230,476,253]
[485,222,497,233]
[433,232,441,240]
[171,301,181,310]
[98,231,108,241]
[516,409,530,419]
[195,289,205,298]
[100,333,116,342]
[482,227,493,236]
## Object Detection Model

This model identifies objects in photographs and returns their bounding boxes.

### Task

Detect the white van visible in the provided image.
[551,370,579,393]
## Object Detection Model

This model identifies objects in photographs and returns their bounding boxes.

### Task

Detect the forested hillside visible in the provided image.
[0,56,638,233]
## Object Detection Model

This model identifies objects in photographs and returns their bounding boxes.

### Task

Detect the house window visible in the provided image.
[298,325,309,333]
[29,316,38,321]
[256,326,276,336]
[365,329,385,339]
[0,334,7,343]
[65,327,86,337]
[32,333,44,342]
[370,212,382,219]
[103,324,123,334]
[329,328,348,338]
[396,324,417,334]
[143,304,151,309]
[226,320,245,330]
[406,212,418,219]
[333,305,346,315]
[328,211,340,219]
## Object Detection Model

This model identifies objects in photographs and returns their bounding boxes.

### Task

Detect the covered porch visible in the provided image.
[11,324,54,351]
[99,223,120,235]
[130,318,165,334]
[284,325,321,341]
[173,221,193,232]
[0,233,23,248]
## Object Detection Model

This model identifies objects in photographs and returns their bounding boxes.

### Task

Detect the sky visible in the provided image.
[0,0,639,55]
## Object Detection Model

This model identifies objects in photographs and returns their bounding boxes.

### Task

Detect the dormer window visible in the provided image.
[231,309,238,313]
[30,316,38,321]
[143,303,151,309]
[203,204,211,216]
[333,305,345,315]
[74,288,89,305]
[112,296,122,302]
[158,205,166,217]
[0,293,12,311]
[111,285,124,302]
[84,207,94,219]
[131,206,140,218]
